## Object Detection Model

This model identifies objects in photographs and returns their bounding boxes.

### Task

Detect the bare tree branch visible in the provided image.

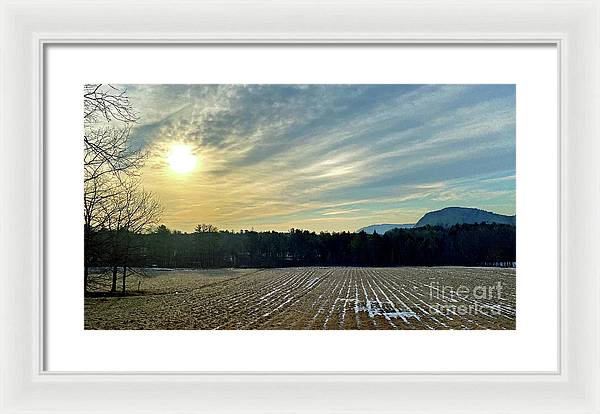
[84,84,139,124]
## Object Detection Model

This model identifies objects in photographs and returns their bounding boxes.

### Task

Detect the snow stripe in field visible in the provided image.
[322,274,348,329]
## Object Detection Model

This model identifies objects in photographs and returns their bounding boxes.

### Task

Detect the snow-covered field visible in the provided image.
[85,267,516,330]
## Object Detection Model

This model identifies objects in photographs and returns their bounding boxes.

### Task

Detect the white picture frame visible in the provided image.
[1,0,598,413]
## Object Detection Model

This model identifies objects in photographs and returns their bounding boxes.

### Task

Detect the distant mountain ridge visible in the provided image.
[414,207,515,228]
[357,223,414,234]
[357,207,515,234]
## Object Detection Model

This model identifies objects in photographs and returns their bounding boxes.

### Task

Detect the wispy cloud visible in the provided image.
[122,84,516,232]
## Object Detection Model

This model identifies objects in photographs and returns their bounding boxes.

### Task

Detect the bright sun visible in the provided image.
[168,144,197,174]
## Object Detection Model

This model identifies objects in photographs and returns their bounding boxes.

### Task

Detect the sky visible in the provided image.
[121,84,516,233]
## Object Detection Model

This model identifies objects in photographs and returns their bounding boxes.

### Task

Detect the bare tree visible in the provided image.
[84,172,115,290]
[194,224,219,233]
[100,179,163,294]
[194,224,220,267]
[83,84,146,292]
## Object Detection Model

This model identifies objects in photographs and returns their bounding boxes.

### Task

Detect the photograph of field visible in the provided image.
[84,84,516,330]
[85,267,515,330]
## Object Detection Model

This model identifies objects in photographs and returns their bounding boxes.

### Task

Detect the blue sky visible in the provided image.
[122,84,516,232]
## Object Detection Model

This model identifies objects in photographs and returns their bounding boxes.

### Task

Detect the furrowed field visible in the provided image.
[84,267,516,330]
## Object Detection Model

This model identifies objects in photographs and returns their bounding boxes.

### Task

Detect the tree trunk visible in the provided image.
[122,265,127,294]
[84,264,89,293]
[84,224,90,294]
[111,265,118,293]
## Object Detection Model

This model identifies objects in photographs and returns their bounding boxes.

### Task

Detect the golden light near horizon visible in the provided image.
[167,144,197,174]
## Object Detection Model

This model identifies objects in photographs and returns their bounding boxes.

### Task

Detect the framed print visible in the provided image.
[1,1,599,413]
[45,45,557,373]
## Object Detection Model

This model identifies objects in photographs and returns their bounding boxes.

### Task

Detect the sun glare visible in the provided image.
[168,144,197,174]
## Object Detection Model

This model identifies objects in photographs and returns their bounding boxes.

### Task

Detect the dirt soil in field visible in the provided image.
[84,266,516,330]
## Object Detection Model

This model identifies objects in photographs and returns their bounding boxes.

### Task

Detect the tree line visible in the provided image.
[87,222,516,275]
